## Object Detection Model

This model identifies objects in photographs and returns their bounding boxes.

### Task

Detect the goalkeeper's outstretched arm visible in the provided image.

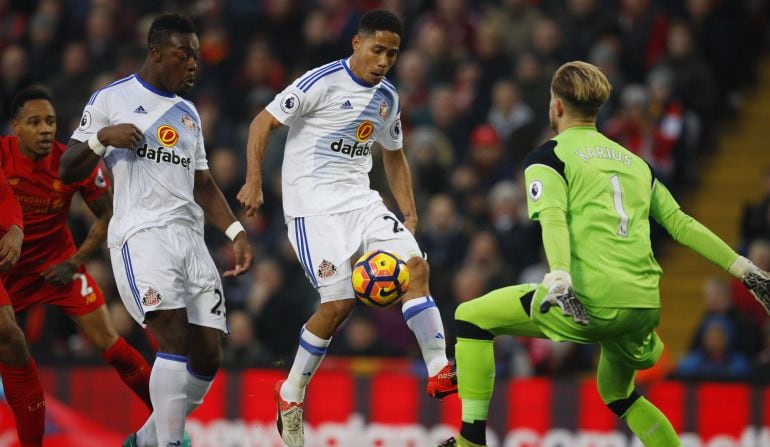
[650,179,770,313]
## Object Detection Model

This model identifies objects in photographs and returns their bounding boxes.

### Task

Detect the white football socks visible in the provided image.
[136,356,215,447]
[281,326,331,403]
[145,354,187,447]
[402,296,448,376]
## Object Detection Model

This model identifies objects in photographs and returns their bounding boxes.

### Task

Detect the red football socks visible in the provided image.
[0,358,45,447]
[102,337,152,409]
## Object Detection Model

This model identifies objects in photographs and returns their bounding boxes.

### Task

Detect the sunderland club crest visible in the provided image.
[142,287,162,306]
[317,259,337,279]
[379,100,389,119]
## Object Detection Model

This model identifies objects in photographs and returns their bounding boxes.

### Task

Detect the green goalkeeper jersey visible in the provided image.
[524,126,665,308]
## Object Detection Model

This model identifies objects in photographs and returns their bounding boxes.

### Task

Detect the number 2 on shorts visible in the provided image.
[73,273,94,297]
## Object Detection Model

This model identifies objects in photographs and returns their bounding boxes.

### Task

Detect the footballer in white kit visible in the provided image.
[238,10,456,447]
[267,58,421,300]
[71,74,228,330]
[62,14,252,447]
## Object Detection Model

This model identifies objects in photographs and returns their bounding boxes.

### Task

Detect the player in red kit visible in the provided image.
[0,87,153,417]
[0,167,46,447]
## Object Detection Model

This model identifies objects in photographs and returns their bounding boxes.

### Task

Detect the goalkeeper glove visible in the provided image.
[539,270,589,325]
[730,256,770,315]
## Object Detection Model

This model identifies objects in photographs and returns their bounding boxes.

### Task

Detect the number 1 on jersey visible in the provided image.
[609,175,629,237]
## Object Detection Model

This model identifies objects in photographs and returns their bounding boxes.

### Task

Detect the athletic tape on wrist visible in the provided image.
[87,134,106,157]
[225,221,245,241]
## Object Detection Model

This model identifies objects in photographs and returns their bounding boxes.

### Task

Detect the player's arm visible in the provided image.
[61,125,142,184]
[237,110,283,217]
[41,190,112,285]
[195,169,253,277]
[0,169,23,271]
[650,178,770,313]
[380,145,418,233]
[524,142,588,325]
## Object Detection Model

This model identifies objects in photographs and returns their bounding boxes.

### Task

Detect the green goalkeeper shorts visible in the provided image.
[457,284,664,370]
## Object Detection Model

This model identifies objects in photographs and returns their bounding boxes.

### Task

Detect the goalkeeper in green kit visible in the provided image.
[440,61,770,447]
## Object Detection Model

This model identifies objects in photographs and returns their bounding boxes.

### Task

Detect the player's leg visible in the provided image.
[452,284,545,446]
[597,352,680,446]
[110,229,192,447]
[277,215,361,446]
[0,285,45,447]
[141,309,189,447]
[65,268,152,409]
[598,311,680,447]
[363,203,453,397]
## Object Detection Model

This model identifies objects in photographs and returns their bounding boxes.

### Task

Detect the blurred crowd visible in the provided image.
[2,0,768,380]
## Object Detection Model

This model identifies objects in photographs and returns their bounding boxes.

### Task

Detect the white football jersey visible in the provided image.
[71,74,208,248]
[266,58,403,218]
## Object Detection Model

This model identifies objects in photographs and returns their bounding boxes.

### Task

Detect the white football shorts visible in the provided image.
[110,222,227,333]
[287,201,422,302]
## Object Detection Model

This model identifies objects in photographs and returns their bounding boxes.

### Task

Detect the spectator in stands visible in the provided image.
[329,311,399,357]
[223,310,269,367]
[653,20,717,151]
[604,84,678,184]
[741,168,770,246]
[616,0,669,83]
[487,79,538,167]
[467,124,514,191]
[677,315,751,378]
[689,277,760,356]
[487,180,542,279]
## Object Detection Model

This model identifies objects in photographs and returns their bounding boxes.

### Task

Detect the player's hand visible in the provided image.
[98,124,143,150]
[0,225,23,271]
[237,180,264,217]
[224,232,253,277]
[539,270,589,325]
[729,256,770,315]
[741,265,770,315]
[41,261,77,286]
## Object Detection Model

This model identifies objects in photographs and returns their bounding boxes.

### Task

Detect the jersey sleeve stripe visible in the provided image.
[299,66,343,92]
[296,60,341,87]
[297,62,343,91]
[382,78,396,91]
[88,74,135,104]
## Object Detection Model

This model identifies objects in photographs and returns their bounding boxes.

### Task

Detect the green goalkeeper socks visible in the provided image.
[455,336,495,445]
[455,337,495,419]
[622,397,681,447]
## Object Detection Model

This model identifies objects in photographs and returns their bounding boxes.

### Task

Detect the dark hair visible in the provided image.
[10,86,54,118]
[147,13,196,48]
[358,9,403,38]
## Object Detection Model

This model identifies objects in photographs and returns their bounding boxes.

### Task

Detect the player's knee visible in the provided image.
[320,299,356,327]
[406,257,429,290]
[605,389,641,418]
[0,321,29,365]
[454,305,494,341]
[454,302,472,323]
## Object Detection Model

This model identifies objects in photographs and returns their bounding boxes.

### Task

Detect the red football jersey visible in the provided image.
[0,135,109,273]
[0,167,23,235]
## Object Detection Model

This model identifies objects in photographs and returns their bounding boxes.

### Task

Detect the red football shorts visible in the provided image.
[1,265,105,316]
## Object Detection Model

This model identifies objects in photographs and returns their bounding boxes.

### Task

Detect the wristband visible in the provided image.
[88,134,107,157]
[225,221,245,241]
[728,256,753,278]
[543,270,572,289]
